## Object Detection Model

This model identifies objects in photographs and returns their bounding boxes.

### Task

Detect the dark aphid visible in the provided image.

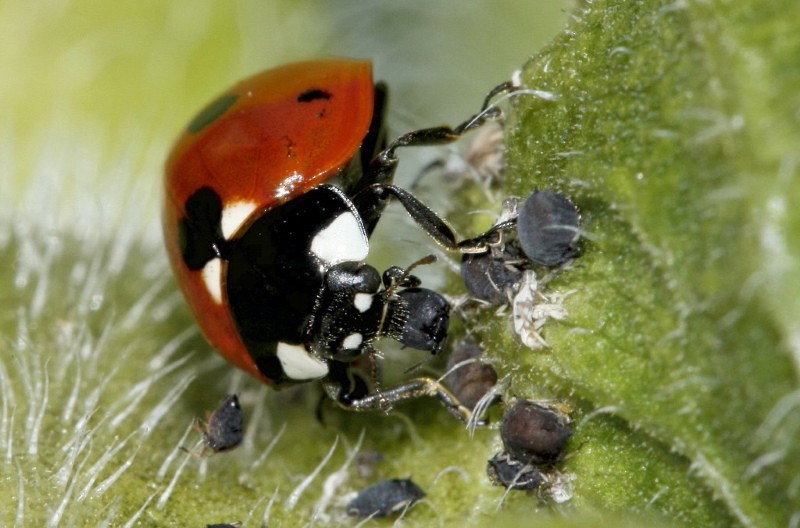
[460,249,523,305]
[500,399,572,465]
[444,340,498,410]
[203,394,244,452]
[347,478,426,518]
[486,451,543,491]
[516,190,580,266]
[187,394,244,456]
[205,523,241,528]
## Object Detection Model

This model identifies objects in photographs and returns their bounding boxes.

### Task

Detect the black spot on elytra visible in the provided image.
[186,93,238,133]
[297,88,332,103]
[178,186,225,270]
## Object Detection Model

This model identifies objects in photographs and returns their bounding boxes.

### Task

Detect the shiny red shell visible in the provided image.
[163,58,375,383]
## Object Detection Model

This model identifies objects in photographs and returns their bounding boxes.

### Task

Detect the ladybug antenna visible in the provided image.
[404,254,437,275]
[382,254,437,298]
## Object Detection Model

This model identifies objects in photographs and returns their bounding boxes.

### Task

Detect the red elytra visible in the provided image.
[163,59,375,383]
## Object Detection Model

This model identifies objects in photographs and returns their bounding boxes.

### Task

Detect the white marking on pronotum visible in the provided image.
[201,258,223,304]
[310,212,368,265]
[353,293,373,313]
[221,200,258,240]
[277,343,329,380]
[342,333,363,351]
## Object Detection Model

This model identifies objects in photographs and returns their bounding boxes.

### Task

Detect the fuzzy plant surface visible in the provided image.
[1,0,797,527]
[485,0,799,527]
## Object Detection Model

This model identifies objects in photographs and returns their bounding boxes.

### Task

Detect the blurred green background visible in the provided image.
[0,0,569,227]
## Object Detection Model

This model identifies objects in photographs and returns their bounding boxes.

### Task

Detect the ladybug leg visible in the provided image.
[356,82,389,187]
[458,219,518,251]
[366,80,517,188]
[318,360,375,421]
[179,419,210,457]
[323,376,475,423]
[352,183,516,253]
[356,80,518,243]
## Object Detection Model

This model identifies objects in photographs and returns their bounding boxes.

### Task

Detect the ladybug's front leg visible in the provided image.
[352,183,516,253]
[355,80,518,244]
[364,80,516,192]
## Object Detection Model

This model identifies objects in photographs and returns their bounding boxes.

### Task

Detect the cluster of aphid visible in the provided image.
[487,400,572,496]
[460,189,580,307]
[165,59,583,520]
[456,189,581,355]
[441,343,574,500]
[436,127,581,500]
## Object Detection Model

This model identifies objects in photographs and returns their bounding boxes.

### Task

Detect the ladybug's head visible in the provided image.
[308,261,384,362]
[308,261,451,363]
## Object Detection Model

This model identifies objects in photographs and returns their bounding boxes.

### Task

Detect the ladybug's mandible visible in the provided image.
[163,58,514,421]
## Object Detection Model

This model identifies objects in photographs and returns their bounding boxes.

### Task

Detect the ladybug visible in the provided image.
[164,59,514,421]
